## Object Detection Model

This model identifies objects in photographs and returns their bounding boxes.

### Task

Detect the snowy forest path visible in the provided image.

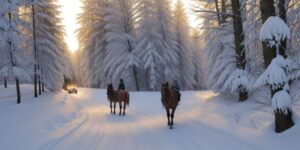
[39,88,258,150]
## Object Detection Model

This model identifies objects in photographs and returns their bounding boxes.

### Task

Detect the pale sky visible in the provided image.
[58,0,82,52]
[58,0,198,52]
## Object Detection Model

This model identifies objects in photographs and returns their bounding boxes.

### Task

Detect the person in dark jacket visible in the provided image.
[171,80,181,101]
[118,79,125,90]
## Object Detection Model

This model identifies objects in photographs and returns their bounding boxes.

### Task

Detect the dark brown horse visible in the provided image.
[161,82,178,129]
[107,83,130,116]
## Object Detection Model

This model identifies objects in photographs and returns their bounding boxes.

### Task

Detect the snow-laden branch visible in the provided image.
[253,55,295,90]
[0,66,31,82]
[272,90,292,115]
[260,16,291,46]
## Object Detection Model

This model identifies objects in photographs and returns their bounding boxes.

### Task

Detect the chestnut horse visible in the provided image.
[161,82,178,129]
[107,83,130,116]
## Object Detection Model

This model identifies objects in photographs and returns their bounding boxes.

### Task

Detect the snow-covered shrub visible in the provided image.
[222,69,250,94]
[272,89,292,115]
[257,16,296,116]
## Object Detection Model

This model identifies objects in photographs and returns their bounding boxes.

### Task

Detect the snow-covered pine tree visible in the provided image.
[134,0,163,91]
[32,0,71,91]
[103,0,140,90]
[257,0,295,132]
[77,0,107,88]
[154,0,179,85]
[190,29,206,90]
[287,0,300,101]
[174,0,196,90]
[0,3,9,88]
[195,0,237,97]
[90,0,109,89]
[0,0,31,103]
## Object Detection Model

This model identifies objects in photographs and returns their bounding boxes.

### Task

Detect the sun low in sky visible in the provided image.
[58,0,82,52]
[58,0,198,53]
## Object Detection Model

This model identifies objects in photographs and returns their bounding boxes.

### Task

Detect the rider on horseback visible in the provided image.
[118,79,125,90]
[171,80,181,102]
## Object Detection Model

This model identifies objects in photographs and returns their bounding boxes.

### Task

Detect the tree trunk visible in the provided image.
[214,0,221,26]
[41,68,45,92]
[220,0,227,24]
[127,39,139,91]
[277,0,289,58]
[38,74,42,95]
[42,81,45,92]
[231,0,248,101]
[260,0,276,67]
[4,77,7,88]
[16,78,20,104]
[274,109,294,133]
[34,66,38,97]
[133,66,140,91]
[278,0,287,22]
[32,5,38,98]
[260,0,294,132]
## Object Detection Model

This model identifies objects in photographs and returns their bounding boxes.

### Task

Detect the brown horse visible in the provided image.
[107,83,130,116]
[161,82,178,129]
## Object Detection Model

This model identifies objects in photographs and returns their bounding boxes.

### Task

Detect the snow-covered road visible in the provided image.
[37,88,255,150]
[1,85,299,150]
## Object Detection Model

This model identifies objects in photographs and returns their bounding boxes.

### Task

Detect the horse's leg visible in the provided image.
[123,101,126,116]
[170,108,176,129]
[119,101,122,116]
[110,101,112,114]
[165,108,171,126]
[113,102,116,114]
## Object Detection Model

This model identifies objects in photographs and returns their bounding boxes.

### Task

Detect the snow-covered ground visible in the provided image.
[0,84,300,150]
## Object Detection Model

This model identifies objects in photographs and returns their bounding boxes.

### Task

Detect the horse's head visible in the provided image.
[107,83,114,96]
[161,82,169,88]
[161,82,169,94]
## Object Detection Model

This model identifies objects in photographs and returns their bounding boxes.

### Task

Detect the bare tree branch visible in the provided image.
[193,8,236,17]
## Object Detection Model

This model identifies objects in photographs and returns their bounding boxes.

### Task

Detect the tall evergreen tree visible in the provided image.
[77,0,107,88]
[103,0,140,90]
[174,0,196,90]
[134,0,163,90]
[154,0,179,84]
[0,0,31,103]
[32,0,39,97]
[33,0,71,91]
[196,0,237,96]
[257,0,294,133]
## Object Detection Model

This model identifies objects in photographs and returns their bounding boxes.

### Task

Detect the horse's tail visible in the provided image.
[125,91,129,106]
